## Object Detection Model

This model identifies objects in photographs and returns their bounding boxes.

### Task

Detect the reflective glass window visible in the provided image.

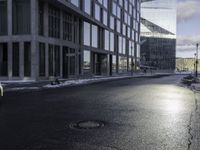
[84,0,91,15]
[92,25,98,48]
[83,22,90,46]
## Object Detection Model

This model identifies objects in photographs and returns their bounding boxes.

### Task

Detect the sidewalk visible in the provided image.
[1,73,173,92]
[190,91,200,150]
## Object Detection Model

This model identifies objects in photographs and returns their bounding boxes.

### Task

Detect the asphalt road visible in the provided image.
[0,75,198,150]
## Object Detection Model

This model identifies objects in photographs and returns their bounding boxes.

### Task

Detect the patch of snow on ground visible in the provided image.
[43,76,130,88]
[191,83,200,91]
[5,87,40,92]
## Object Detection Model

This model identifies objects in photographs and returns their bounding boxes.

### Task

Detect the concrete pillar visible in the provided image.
[60,45,63,78]
[60,11,63,78]
[107,54,110,76]
[8,42,12,79]
[31,0,39,80]
[45,43,49,78]
[7,0,12,79]
[19,42,24,79]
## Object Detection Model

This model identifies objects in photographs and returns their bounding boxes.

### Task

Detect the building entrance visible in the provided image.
[92,52,108,75]
[63,47,76,78]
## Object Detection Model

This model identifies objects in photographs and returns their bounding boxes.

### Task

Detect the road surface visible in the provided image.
[0,75,199,150]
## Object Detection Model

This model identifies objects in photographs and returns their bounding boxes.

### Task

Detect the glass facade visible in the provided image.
[0,43,8,76]
[13,0,30,35]
[0,0,141,80]
[12,43,20,77]
[39,43,45,77]
[0,1,7,35]
[24,42,31,77]
[141,0,176,70]
[83,50,91,72]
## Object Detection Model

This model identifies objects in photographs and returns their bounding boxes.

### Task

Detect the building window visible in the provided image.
[118,36,122,54]
[103,10,108,26]
[84,0,91,15]
[0,43,8,76]
[103,0,108,8]
[110,32,114,52]
[48,5,60,38]
[0,1,7,35]
[104,30,109,51]
[63,12,72,41]
[13,0,30,35]
[55,46,60,76]
[12,43,20,77]
[48,45,60,76]
[95,3,100,21]
[24,42,31,77]
[117,6,121,19]
[92,25,98,48]
[123,38,126,54]
[122,24,126,36]
[71,0,79,7]
[117,20,121,33]
[83,50,91,73]
[112,55,116,73]
[112,2,117,16]
[137,44,140,57]
[38,1,44,36]
[110,16,115,30]
[39,43,45,77]
[119,56,127,73]
[83,22,90,46]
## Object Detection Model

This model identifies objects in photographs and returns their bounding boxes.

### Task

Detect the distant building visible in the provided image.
[140,0,176,72]
[0,0,141,81]
[176,58,200,72]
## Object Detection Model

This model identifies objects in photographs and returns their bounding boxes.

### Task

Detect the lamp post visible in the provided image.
[131,46,133,76]
[195,43,199,77]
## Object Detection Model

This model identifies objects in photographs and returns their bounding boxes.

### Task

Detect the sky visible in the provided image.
[177,0,200,58]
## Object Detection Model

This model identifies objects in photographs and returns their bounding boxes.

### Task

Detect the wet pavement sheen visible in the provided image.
[0,75,197,150]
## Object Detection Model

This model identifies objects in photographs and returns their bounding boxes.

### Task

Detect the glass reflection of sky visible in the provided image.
[141,0,177,37]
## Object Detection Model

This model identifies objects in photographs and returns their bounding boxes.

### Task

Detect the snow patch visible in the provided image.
[5,87,40,92]
[191,83,200,91]
[43,76,130,88]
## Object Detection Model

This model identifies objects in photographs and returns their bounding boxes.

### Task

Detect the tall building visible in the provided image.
[140,0,176,72]
[0,0,141,81]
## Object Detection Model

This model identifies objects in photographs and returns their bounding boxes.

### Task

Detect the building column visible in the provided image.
[7,42,12,79]
[107,54,110,76]
[60,11,63,78]
[45,43,49,78]
[19,42,24,79]
[31,0,39,80]
[7,0,12,79]
[60,46,63,78]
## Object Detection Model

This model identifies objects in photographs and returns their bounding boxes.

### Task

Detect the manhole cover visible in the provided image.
[69,120,105,129]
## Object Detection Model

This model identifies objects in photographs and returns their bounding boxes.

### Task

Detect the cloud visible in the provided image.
[177,35,200,54]
[177,0,200,23]
[177,35,200,46]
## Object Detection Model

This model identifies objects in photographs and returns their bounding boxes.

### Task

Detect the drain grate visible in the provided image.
[69,120,105,129]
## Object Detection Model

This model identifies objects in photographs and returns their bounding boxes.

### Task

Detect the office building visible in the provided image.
[140,0,176,72]
[0,0,141,80]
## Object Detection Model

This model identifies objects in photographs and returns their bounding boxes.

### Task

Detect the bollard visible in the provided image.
[0,84,3,97]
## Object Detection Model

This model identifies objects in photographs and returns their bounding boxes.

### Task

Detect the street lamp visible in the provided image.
[131,45,133,76]
[195,43,199,77]
[194,53,196,75]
